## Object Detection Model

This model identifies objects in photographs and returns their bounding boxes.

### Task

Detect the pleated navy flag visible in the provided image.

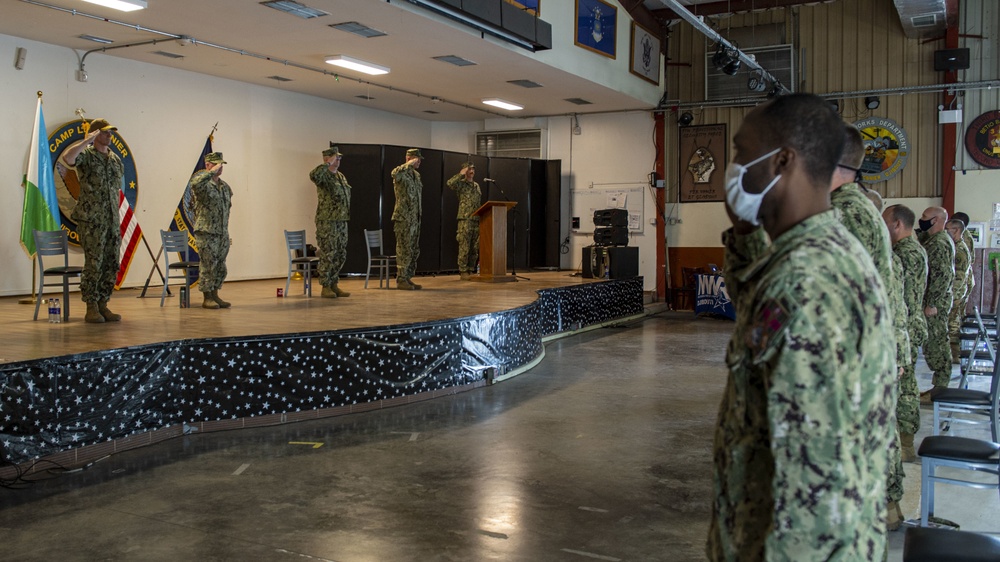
[167,135,213,283]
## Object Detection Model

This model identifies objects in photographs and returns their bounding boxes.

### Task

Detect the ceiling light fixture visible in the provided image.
[81,0,147,12]
[865,96,880,109]
[482,98,523,111]
[325,55,389,75]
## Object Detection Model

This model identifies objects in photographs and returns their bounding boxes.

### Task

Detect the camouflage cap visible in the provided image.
[462,162,475,169]
[406,148,423,159]
[323,147,341,158]
[88,118,117,132]
[205,152,227,164]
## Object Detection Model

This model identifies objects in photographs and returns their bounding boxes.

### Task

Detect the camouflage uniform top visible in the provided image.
[391,162,422,222]
[953,236,972,300]
[190,170,233,235]
[919,230,955,310]
[70,146,124,225]
[310,164,351,222]
[894,235,929,346]
[708,210,894,561]
[831,183,906,368]
[889,252,911,367]
[446,174,482,219]
[963,230,975,290]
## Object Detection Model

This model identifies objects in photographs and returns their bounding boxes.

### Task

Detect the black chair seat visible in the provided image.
[168,262,199,269]
[933,388,992,406]
[291,257,319,264]
[43,266,83,275]
[904,526,1000,562]
[918,435,1000,463]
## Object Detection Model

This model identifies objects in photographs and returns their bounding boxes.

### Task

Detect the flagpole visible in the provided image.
[19,91,47,306]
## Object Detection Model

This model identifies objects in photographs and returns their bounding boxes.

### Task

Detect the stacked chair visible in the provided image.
[917,307,1000,539]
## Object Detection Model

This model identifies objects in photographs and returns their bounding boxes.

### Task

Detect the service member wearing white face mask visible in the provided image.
[708,94,898,561]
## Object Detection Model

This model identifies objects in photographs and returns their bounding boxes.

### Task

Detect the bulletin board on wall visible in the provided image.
[570,184,645,234]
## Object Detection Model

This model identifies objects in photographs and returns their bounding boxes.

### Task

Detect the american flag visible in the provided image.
[115,189,142,289]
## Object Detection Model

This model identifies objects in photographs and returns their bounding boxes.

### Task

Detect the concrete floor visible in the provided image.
[0,312,997,561]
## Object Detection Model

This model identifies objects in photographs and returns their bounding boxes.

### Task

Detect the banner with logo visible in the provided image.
[695,273,735,320]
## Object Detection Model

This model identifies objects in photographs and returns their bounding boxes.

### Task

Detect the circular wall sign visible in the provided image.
[853,117,910,183]
[965,110,1000,169]
[47,120,139,246]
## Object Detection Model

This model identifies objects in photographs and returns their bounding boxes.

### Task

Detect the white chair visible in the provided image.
[32,229,83,321]
[284,229,318,297]
[159,229,200,307]
[364,229,396,289]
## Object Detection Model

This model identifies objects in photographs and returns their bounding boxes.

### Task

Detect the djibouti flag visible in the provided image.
[20,96,61,257]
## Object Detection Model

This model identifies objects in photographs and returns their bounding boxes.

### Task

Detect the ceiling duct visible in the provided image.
[891,0,955,39]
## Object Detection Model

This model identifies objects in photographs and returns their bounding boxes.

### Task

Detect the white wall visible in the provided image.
[1,33,433,296]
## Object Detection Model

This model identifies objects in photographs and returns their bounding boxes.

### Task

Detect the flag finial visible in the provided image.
[37,91,42,98]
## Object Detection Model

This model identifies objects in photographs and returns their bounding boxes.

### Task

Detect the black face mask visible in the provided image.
[918,218,934,232]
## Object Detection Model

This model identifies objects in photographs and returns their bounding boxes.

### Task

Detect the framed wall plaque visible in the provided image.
[629,21,660,85]
[679,124,727,203]
[575,0,617,59]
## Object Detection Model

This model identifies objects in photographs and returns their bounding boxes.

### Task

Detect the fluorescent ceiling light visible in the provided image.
[482,98,523,111]
[260,0,327,19]
[78,34,114,44]
[81,0,147,12]
[325,55,389,76]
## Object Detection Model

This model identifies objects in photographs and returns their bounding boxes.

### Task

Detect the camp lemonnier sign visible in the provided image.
[48,119,139,246]
[965,110,1000,169]
[853,117,910,183]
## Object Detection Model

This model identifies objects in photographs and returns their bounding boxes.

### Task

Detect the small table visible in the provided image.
[695,273,735,320]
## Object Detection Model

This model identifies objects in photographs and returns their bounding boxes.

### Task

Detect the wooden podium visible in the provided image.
[471,200,517,283]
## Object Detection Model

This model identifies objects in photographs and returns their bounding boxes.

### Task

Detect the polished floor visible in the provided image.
[0,312,997,561]
[0,271,594,364]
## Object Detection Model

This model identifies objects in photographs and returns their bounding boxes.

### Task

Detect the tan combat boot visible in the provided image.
[202,292,220,309]
[397,279,415,290]
[331,284,350,297]
[887,501,902,531]
[460,272,471,281]
[900,433,917,463]
[85,302,105,323]
[321,286,337,298]
[99,302,121,322]
[212,291,231,308]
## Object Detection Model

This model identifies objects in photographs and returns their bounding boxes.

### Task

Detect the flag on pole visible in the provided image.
[19,95,61,257]
[115,189,143,288]
[167,134,213,283]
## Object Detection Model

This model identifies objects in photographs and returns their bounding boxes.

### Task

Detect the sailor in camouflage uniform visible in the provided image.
[310,146,352,298]
[917,207,955,397]
[60,118,125,324]
[708,94,895,561]
[829,124,907,530]
[446,162,482,280]
[948,212,975,362]
[392,148,424,290]
[883,205,928,463]
[190,152,233,309]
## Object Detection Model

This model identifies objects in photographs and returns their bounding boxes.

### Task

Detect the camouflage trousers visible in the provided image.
[947,293,969,357]
[456,218,479,274]
[887,425,904,503]
[897,342,921,435]
[77,219,120,305]
[195,231,230,293]
[394,218,420,282]
[316,220,347,287]
[925,309,953,387]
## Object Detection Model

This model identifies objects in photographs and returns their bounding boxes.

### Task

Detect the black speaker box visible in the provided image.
[593,227,628,246]
[934,48,970,71]
[582,246,639,279]
[594,208,628,227]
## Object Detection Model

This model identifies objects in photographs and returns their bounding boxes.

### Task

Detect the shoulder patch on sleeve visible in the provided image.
[746,297,792,362]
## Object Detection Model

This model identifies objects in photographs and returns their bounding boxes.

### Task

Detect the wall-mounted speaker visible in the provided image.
[934,48,970,72]
[14,47,26,70]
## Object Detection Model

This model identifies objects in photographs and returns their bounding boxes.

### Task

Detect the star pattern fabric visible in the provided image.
[1,279,643,465]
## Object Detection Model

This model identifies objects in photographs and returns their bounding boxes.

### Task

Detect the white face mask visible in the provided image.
[724,148,782,226]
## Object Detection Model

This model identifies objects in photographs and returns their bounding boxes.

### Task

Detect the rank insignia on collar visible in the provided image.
[746,298,790,361]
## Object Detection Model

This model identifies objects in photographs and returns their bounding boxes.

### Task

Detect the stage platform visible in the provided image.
[1,272,646,469]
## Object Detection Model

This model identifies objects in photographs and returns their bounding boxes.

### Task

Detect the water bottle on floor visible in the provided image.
[47,298,55,323]
[53,298,61,323]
